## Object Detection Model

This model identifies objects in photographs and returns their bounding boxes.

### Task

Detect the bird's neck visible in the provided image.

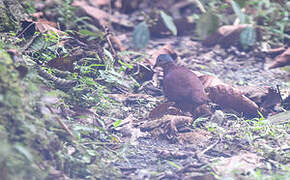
[162,62,177,76]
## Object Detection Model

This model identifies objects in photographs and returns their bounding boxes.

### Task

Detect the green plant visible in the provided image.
[133,11,177,49]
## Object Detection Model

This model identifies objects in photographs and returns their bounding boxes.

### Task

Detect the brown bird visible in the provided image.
[154,54,209,113]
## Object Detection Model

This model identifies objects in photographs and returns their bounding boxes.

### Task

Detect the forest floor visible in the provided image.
[1,0,289,179]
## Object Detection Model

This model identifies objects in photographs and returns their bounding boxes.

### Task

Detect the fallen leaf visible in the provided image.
[208,84,259,116]
[35,20,64,35]
[266,46,286,58]
[46,56,75,72]
[149,101,175,119]
[202,24,249,48]
[72,0,133,28]
[212,152,262,177]
[199,75,260,116]
[88,0,110,6]
[241,86,281,109]
[268,47,290,69]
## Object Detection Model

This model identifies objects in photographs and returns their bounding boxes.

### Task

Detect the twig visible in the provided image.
[276,85,284,103]
[103,26,117,57]
[196,138,220,158]
[45,105,75,138]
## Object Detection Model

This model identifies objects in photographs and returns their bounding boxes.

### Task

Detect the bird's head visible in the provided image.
[154,54,175,69]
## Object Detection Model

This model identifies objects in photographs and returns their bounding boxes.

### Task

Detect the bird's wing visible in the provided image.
[163,69,193,102]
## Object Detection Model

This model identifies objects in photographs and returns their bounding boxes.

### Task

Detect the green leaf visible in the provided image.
[234,0,246,8]
[78,30,98,37]
[113,119,122,128]
[167,160,181,169]
[231,0,246,23]
[14,144,34,162]
[133,21,150,49]
[240,26,256,48]
[196,12,219,39]
[160,11,177,35]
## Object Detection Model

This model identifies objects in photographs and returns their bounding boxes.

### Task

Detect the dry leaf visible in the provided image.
[35,20,64,35]
[266,46,287,58]
[199,75,260,116]
[268,47,290,69]
[149,101,175,119]
[140,115,193,142]
[46,56,75,72]
[241,86,281,109]
[208,84,259,116]
[202,24,249,48]
[72,0,133,28]
[88,0,110,6]
[212,152,262,177]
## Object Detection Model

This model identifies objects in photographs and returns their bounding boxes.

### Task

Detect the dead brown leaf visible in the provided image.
[140,115,193,143]
[148,101,175,119]
[72,0,133,28]
[199,75,260,116]
[266,46,287,58]
[35,20,64,35]
[208,84,259,116]
[46,56,75,72]
[268,47,290,69]
[88,0,110,6]
[212,152,262,177]
[202,24,249,48]
[241,86,281,109]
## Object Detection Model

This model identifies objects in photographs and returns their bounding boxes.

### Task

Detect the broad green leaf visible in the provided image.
[133,21,150,49]
[240,26,256,48]
[196,12,219,39]
[160,11,177,35]
[231,0,246,23]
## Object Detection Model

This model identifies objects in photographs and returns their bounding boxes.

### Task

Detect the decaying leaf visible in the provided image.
[199,75,260,116]
[241,86,281,109]
[148,101,175,119]
[212,152,262,177]
[113,114,147,145]
[46,56,76,72]
[72,0,133,28]
[268,47,290,69]
[208,84,259,116]
[177,129,212,145]
[88,0,110,6]
[35,20,64,35]
[266,46,287,58]
[202,24,249,48]
[140,115,193,142]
